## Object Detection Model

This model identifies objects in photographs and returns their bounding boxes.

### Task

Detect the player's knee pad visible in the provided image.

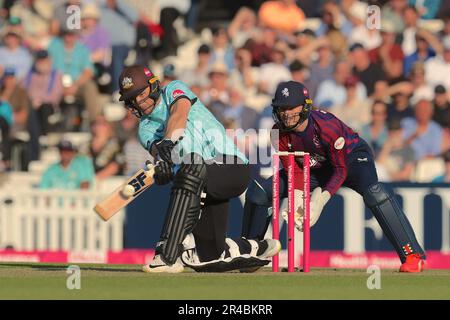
[241,180,271,240]
[159,163,207,265]
[363,182,425,261]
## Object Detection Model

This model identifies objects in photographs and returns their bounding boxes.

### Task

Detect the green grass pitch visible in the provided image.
[0,262,449,299]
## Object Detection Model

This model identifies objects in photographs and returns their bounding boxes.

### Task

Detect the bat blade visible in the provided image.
[94,166,155,221]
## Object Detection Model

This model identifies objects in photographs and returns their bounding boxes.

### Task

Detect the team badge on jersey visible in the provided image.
[172,89,185,99]
[122,77,134,89]
[334,137,345,150]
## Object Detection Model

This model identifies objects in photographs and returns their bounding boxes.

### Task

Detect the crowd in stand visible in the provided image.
[1,0,450,189]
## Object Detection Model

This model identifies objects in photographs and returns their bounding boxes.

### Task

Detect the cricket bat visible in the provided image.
[94,164,155,221]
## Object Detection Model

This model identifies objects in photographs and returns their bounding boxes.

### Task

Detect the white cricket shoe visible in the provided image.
[142,254,184,274]
[256,239,282,259]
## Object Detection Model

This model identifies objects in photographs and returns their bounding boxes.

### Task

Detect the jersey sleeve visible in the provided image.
[163,80,198,108]
[138,118,164,152]
[318,113,349,195]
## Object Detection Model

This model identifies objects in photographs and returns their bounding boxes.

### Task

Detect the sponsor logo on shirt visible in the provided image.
[144,68,152,77]
[172,89,185,99]
[334,137,345,150]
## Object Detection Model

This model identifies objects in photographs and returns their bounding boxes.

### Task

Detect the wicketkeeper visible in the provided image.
[118,65,280,273]
[242,81,426,273]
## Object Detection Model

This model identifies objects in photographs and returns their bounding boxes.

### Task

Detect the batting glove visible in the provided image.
[155,139,177,164]
[153,160,174,185]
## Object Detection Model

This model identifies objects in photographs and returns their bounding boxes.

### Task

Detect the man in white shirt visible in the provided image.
[425,35,450,90]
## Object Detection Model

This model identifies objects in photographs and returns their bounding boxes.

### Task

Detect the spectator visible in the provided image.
[327,28,349,60]
[213,86,259,131]
[403,29,438,76]
[438,15,450,40]
[381,0,408,34]
[114,111,149,176]
[432,85,450,129]
[409,0,442,20]
[258,48,290,95]
[228,7,257,49]
[0,27,32,80]
[402,99,443,161]
[376,119,416,182]
[330,75,371,132]
[409,62,434,105]
[229,47,259,94]
[21,50,63,135]
[202,62,230,108]
[158,0,190,57]
[100,0,138,93]
[47,28,101,122]
[387,91,414,126]
[258,0,305,34]
[0,96,12,170]
[10,0,53,49]
[347,0,382,50]
[209,26,235,71]
[369,20,404,83]
[432,149,450,182]
[243,26,277,67]
[161,63,176,87]
[179,43,211,88]
[315,59,366,109]
[289,59,308,84]
[316,0,353,37]
[424,35,450,90]
[361,100,389,157]
[51,0,82,36]
[89,115,124,180]
[306,38,334,98]
[350,43,385,96]
[341,0,368,28]
[6,77,40,170]
[79,3,111,77]
[289,29,322,66]
[401,5,420,57]
[40,140,94,190]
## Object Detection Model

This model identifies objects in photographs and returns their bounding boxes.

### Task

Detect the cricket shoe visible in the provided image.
[239,238,281,273]
[399,253,425,273]
[181,238,271,273]
[142,254,184,273]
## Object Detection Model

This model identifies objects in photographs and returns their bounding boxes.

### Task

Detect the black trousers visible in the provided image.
[193,160,250,261]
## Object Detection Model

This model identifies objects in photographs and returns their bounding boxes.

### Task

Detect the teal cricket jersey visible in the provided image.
[138,80,248,164]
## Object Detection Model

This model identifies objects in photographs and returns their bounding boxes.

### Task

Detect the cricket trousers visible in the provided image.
[193,157,250,262]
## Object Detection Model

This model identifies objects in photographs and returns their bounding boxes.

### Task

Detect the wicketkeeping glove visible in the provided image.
[153,160,174,185]
[281,187,330,231]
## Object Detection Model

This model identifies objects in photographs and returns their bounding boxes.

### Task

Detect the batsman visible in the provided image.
[242,81,426,273]
[118,65,280,273]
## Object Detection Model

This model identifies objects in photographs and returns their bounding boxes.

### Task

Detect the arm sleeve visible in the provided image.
[164,80,197,109]
[320,117,349,195]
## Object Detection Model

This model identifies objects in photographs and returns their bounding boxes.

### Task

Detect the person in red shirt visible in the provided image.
[369,21,405,82]
[242,81,425,272]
